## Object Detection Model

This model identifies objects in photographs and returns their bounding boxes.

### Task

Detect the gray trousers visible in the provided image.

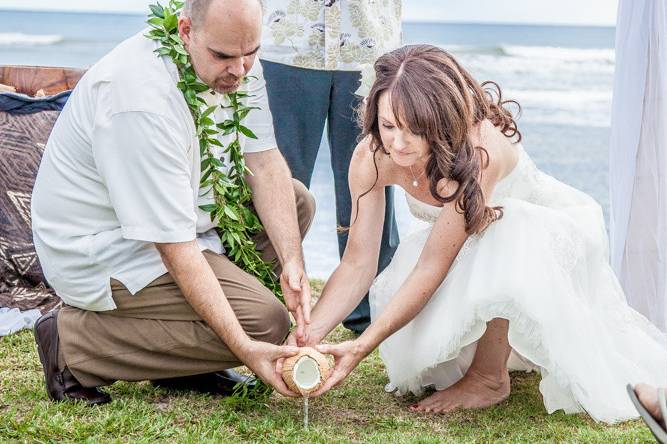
[261,60,399,333]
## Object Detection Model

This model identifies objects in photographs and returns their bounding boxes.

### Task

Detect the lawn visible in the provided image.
[0,282,653,443]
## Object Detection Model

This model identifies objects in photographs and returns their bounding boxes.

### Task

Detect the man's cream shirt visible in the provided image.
[31,31,277,311]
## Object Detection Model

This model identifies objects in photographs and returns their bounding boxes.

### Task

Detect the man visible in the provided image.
[260,0,402,334]
[31,0,314,405]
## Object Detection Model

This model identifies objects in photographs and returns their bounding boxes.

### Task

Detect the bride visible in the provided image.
[295,44,667,423]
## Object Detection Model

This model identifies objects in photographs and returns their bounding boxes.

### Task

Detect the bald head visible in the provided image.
[183,0,263,29]
[178,0,263,93]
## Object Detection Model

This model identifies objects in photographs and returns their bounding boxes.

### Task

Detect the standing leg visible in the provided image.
[261,60,332,187]
[328,69,399,334]
[411,318,512,413]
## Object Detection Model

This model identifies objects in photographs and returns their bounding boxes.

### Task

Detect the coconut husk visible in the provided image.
[281,347,331,396]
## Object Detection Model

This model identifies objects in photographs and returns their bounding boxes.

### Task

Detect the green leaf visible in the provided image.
[208,138,224,147]
[173,44,188,56]
[163,12,178,31]
[209,157,224,168]
[200,167,213,183]
[191,83,210,93]
[149,4,165,18]
[184,71,197,83]
[201,105,217,119]
[199,117,214,127]
[199,204,217,213]
[238,126,257,139]
[223,206,239,221]
[147,17,163,27]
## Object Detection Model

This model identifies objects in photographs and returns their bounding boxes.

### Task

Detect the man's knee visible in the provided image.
[292,179,316,238]
[247,296,290,345]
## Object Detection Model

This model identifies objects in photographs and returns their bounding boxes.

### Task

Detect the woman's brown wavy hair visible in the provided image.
[358,44,522,234]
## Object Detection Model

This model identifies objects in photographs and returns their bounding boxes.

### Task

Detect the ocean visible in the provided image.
[0,10,615,278]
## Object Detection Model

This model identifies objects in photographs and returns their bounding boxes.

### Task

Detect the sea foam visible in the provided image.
[0,33,64,46]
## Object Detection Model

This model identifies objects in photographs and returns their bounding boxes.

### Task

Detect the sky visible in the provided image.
[0,0,618,26]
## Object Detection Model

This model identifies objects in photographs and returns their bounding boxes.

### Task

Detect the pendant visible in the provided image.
[412,180,418,187]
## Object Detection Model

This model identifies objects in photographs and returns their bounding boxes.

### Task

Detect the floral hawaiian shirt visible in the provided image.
[260,0,402,71]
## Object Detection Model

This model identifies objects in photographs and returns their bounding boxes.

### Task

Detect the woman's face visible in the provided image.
[377,92,430,168]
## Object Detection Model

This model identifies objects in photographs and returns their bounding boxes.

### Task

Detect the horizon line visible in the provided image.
[0,7,616,28]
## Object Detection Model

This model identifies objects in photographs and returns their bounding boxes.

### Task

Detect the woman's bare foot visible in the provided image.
[636,383,663,422]
[409,368,511,413]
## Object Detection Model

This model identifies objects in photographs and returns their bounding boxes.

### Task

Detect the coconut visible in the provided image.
[281,347,331,396]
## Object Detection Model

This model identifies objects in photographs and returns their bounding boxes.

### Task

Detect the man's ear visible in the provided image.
[178,16,193,49]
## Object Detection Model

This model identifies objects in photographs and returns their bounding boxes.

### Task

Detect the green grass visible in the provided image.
[0,283,653,443]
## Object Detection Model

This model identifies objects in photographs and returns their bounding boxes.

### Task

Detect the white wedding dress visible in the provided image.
[369,143,667,424]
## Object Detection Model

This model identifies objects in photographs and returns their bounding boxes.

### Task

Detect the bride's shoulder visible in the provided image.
[479,121,520,182]
[349,136,391,190]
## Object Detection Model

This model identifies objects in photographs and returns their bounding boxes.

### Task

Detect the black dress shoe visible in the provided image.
[152,369,257,397]
[33,310,111,406]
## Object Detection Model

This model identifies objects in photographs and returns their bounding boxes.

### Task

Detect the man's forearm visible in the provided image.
[246,149,304,266]
[156,241,251,356]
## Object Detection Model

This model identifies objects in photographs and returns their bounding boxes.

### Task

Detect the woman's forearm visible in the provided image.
[356,265,446,355]
[308,259,377,343]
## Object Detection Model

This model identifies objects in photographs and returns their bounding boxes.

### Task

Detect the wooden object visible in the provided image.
[0,65,85,96]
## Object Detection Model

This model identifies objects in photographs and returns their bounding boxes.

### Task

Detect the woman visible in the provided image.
[297,44,667,423]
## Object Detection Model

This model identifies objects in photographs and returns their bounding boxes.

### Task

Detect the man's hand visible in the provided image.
[280,260,312,345]
[239,341,301,397]
[308,340,368,398]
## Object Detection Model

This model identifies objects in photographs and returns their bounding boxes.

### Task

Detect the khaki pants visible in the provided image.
[57,180,315,387]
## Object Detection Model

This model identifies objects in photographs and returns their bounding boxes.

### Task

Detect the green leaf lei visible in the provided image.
[146,1,283,304]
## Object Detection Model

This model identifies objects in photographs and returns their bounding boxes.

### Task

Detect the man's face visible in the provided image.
[179,0,262,94]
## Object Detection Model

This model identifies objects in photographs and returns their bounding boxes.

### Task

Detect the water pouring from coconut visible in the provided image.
[280,347,332,429]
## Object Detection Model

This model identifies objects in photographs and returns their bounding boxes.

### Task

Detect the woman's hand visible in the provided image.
[309,340,369,397]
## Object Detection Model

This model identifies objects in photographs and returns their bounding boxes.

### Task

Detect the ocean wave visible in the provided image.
[445,44,615,64]
[0,33,64,46]
[503,45,614,63]
[504,88,612,106]
[503,89,612,128]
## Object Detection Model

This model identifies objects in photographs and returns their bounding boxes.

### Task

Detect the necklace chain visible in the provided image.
[408,164,426,187]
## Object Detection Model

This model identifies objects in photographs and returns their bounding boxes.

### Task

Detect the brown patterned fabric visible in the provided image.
[0,110,61,313]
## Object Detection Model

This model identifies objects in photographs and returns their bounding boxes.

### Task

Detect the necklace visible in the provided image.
[408,164,426,187]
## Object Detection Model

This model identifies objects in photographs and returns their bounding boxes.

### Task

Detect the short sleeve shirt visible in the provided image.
[260,0,402,71]
[31,31,277,311]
